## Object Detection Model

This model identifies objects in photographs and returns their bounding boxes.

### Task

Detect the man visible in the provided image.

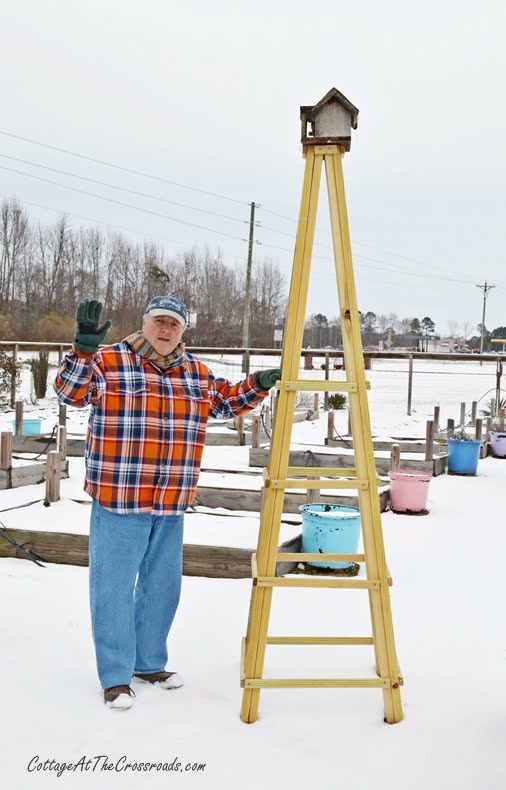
[54,296,280,710]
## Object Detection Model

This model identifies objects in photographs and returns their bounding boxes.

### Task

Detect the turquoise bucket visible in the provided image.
[11,418,42,435]
[447,439,481,475]
[299,504,361,569]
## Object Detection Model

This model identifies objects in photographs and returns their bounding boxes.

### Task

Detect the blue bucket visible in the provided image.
[11,418,43,435]
[447,439,481,475]
[299,504,361,569]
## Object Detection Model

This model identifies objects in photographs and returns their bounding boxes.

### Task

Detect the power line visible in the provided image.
[16,198,188,247]
[258,205,468,277]
[0,163,249,243]
[0,128,250,206]
[3,128,504,293]
[258,206,298,223]
[0,153,249,225]
[255,236,481,287]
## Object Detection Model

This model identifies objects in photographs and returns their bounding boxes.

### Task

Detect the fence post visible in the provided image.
[327,409,335,444]
[251,416,260,449]
[485,417,492,442]
[242,350,250,377]
[59,404,67,427]
[324,353,330,411]
[270,390,277,429]
[307,479,321,504]
[499,408,505,431]
[471,401,477,425]
[390,443,400,471]
[474,418,483,441]
[45,450,61,503]
[496,358,502,417]
[407,354,413,416]
[15,400,24,435]
[10,344,18,408]
[433,405,440,433]
[460,402,466,428]
[57,425,67,461]
[305,454,321,504]
[313,393,319,416]
[234,416,245,446]
[447,418,455,439]
[0,432,13,471]
[425,420,434,462]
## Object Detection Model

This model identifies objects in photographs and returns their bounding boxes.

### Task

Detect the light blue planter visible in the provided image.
[299,504,361,569]
[11,418,42,435]
[447,438,481,475]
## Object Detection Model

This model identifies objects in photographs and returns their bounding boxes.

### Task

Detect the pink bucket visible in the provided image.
[388,470,432,513]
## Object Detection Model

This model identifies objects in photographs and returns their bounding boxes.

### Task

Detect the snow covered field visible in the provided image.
[1,358,505,789]
[1,354,502,439]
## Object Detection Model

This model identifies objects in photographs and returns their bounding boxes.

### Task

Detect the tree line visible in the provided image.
[1,197,504,351]
[305,311,504,351]
[0,199,286,347]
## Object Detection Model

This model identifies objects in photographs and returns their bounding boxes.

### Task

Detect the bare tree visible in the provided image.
[461,320,474,341]
[377,314,390,333]
[398,317,412,334]
[447,319,460,338]
[0,198,29,307]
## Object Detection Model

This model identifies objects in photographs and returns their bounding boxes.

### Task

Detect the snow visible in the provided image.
[1,358,505,789]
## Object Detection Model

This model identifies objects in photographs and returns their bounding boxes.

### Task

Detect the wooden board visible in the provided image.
[195,482,389,513]
[0,528,301,579]
[325,437,427,453]
[249,447,447,476]
[0,460,69,489]
[11,410,314,455]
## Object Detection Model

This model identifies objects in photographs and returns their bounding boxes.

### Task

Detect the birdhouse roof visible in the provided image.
[301,87,359,129]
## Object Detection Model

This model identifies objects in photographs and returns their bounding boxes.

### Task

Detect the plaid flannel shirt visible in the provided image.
[54,343,268,514]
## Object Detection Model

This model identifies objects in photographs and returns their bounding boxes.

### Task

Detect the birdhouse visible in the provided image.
[300,88,359,151]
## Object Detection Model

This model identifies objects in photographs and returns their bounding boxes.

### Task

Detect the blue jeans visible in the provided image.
[89,500,184,689]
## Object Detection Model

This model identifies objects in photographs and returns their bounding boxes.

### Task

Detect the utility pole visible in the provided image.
[476,281,495,364]
[242,201,256,373]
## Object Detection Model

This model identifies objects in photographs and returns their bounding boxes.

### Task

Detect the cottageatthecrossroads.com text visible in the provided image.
[27,755,207,777]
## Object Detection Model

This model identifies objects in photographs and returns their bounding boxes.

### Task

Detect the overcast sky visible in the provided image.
[1,0,506,335]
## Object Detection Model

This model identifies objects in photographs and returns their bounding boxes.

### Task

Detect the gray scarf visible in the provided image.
[124,330,187,371]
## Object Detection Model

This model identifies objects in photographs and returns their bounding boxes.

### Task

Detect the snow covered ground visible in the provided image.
[1,353,503,439]
[1,358,505,789]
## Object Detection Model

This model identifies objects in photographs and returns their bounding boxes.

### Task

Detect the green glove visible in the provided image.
[254,368,281,390]
[74,299,112,354]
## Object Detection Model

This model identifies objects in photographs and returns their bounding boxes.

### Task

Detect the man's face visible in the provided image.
[142,314,185,356]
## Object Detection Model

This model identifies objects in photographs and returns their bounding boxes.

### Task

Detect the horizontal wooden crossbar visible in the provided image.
[239,638,402,689]
[266,478,368,490]
[241,677,390,689]
[266,636,374,645]
[287,466,357,477]
[275,553,365,563]
[255,576,380,589]
[280,381,370,392]
[252,554,393,586]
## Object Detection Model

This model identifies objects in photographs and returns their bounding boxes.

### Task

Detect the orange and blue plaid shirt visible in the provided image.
[54,343,268,514]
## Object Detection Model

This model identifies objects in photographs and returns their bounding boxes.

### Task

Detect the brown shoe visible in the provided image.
[103,685,135,710]
[133,671,184,690]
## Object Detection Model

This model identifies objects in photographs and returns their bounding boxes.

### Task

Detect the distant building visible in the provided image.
[426,338,461,353]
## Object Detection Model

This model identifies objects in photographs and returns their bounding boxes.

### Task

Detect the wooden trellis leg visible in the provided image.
[241,147,322,724]
[325,147,402,722]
